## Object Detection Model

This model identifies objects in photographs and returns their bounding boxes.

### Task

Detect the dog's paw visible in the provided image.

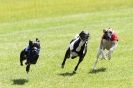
[73,71,76,74]
[100,57,106,60]
[61,65,64,69]
[20,64,23,66]
[108,57,111,60]
[92,68,96,71]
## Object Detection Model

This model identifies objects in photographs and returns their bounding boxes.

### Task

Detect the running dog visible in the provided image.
[20,38,40,73]
[93,28,118,70]
[61,31,90,73]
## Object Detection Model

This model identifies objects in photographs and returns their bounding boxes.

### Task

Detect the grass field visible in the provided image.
[0,0,133,88]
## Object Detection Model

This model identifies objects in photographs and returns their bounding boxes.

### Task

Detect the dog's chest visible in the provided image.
[102,39,114,50]
[76,40,85,52]
[70,38,85,55]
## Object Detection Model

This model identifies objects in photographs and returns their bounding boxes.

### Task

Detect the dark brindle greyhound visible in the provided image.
[20,38,40,73]
[93,28,118,70]
[61,31,90,73]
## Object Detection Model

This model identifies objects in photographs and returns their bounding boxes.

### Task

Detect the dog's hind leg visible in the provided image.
[93,58,99,70]
[61,47,70,68]
[93,48,101,70]
[20,50,25,66]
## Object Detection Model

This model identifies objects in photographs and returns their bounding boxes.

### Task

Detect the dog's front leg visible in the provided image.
[101,40,107,59]
[73,57,83,73]
[98,40,106,59]
[20,58,23,66]
[26,64,30,73]
[101,49,106,59]
[97,48,105,60]
[61,47,70,68]
[108,41,118,60]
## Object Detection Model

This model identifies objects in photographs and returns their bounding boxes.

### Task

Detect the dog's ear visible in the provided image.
[29,40,32,43]
[36,38,38,41]
[81,31,85,33]
[87,32,90,37]
[36,38,40,42]
[29,40,33,46]
[103,29,106,33]
[79,31,84,36]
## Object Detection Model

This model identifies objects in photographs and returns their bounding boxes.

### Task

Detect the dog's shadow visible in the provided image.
[12,79,28,85]
[89,67,106,74]
[58,71,76,77]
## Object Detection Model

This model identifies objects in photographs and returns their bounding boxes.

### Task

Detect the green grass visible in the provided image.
[0,0,133,88]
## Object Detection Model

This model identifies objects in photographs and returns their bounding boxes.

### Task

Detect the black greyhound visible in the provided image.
[20,38,40,73]
[61,31,90,73]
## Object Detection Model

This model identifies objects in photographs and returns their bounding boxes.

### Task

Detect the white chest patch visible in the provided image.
[76,40,85,52]
[70,38,85,52]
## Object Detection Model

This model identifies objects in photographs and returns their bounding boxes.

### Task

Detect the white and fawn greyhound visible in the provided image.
[93,28,118,70]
